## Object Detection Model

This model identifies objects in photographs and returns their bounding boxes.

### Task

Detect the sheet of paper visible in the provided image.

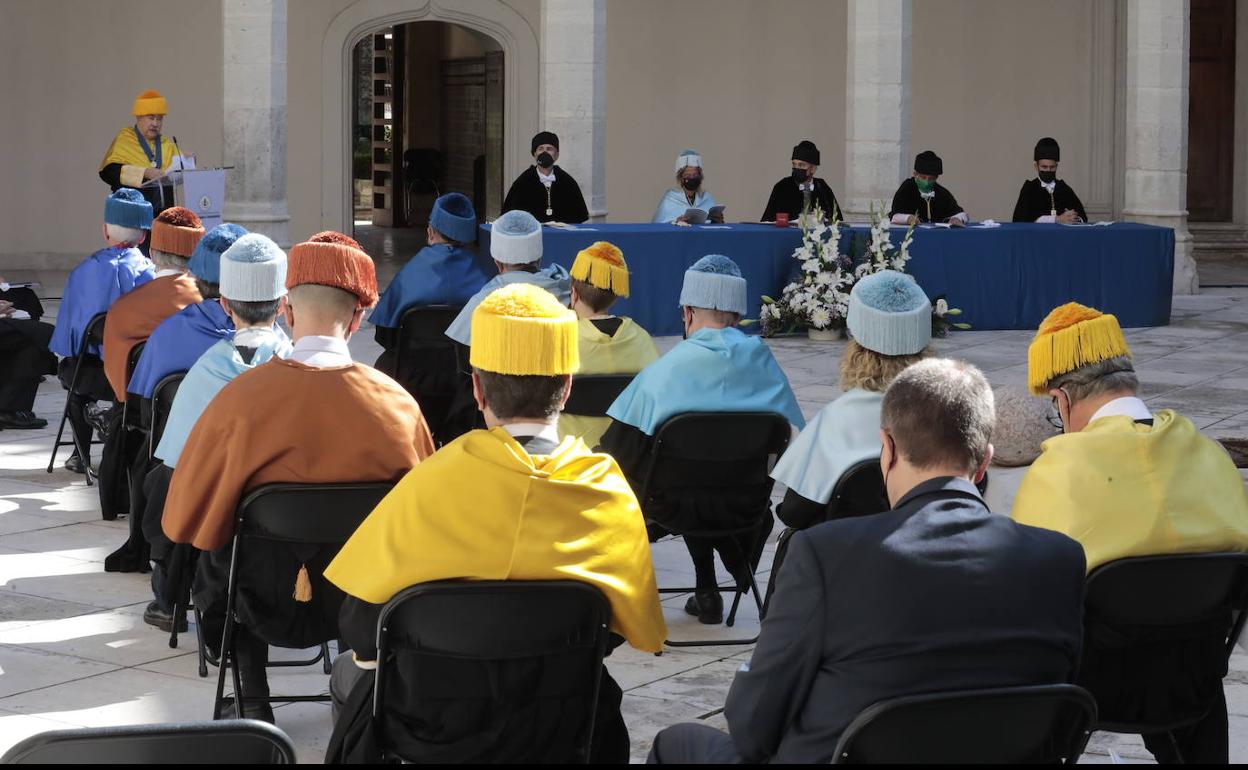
[699,225,732,230]
[974,219,1001,229]
[683,208,708,225]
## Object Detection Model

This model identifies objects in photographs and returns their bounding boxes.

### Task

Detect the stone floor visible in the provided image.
[1,279,1248,762]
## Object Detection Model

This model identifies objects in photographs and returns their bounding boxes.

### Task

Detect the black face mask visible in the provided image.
[1038,170,1057,184]
[791,168,809,184]
[681,175,702,191]
[536,152,555,169]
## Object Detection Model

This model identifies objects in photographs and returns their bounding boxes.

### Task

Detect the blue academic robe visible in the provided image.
[769,388,883,504]
[370,244,492,329]
[444,264,572,346]
[651,188,718,224]
[607,326,805,435]
[127,300,239,399]
[49,246,155,358]
[155,330,293,467]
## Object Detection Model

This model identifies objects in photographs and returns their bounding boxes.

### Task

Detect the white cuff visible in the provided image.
[951,211,968,223]
[890,214,912,225]
[1035,215,1056,224]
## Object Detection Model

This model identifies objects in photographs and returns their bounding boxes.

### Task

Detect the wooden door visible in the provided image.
[484,50,505,220]
[1187,0,1235,222]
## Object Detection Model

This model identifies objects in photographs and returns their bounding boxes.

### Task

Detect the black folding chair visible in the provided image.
[46,312,109,484]
[212,482,394,719]
[638,412,791,647]
[148,372,185,461]
[831,684,1097,764]
[562,374,635,418]
[1080,552,1248,762]
[0,719,296,764]
[374,580,611,763]
[389,304,474,445]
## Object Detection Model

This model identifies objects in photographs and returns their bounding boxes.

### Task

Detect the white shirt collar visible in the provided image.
[154,268,183,279]
[536,166,556,187]
[289,335,353,368]
[1089,396,1152,425]
[233,326,279,349]
[502,421,560,445]
[1039,178,1056,193]
[919,190,935,200]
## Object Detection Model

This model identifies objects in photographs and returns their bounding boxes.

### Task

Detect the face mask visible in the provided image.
[915,177,934,194]
[791,168,808,184]
[1038,170,1056,184]
[536,152,554,169]
[681,175,702,191]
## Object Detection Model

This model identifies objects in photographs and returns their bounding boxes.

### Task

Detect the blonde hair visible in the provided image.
[839,338,927,392]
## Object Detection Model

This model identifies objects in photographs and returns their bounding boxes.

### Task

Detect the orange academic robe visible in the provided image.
[162,358,435,551]
[102,273,202,401]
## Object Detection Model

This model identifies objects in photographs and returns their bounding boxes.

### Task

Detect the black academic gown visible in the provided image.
[502,165,589,224]
[1012,179,1088,223]
[761,178,840,222]
[888,178,965,223]
[98,164,174,219]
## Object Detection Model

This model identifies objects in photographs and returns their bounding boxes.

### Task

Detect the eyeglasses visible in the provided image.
[1047,388,1070,431]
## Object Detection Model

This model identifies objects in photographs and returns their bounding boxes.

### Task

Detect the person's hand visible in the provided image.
[674,215,689,225]
[948,217,966,228]
[709,211,724,224]
[1058,210,1080,224]
[143,167,165,181]
[0,300,14,318]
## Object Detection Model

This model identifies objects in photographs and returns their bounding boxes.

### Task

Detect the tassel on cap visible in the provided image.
[570,241,630,297]
[1027,302,1132,395]
[469,283,580,376]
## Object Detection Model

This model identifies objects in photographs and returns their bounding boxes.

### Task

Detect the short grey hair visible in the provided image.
[104,223,145,245]
[1046,355,1138,403]
[881,358,995,475]
[150,248,189,272]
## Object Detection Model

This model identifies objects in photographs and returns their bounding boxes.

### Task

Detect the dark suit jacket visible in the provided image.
[724,477,1086,764]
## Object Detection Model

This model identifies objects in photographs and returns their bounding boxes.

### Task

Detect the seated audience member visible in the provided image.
[889,150,967,226]
[761,140,840,222]
[1013,302,1248,764]
[557,241,659,448]
[49,189,156,472]
[649,358,1086,763]
[162,234,435,721]
[0,284,56,429]
[601,255,804,625]
[101,207,205,403]
[323,283,665,763]
[1011,137,1088,224]
[445,210,570,346]
[653,149,723,224]
[139,234,293,633]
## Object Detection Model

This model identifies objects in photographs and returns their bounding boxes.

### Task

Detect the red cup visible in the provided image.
[775,213,790,228]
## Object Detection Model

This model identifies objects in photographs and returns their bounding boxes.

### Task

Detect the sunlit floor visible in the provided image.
[1,283,1248,762]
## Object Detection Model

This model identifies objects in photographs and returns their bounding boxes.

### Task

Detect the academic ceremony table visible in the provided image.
[479,222,1174,337]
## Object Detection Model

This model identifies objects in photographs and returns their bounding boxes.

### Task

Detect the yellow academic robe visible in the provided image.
[100,126,178,189]
[1012,411,1248,571]
[558,317,660,449]
[324,427,668,653]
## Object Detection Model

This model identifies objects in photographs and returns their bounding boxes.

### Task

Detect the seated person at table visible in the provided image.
[49,189,156,473]
[761,140,840,222]
[1012,137,1088,224]
[648,358,1086,764]
[139,234,293,633]
[502,130,589,224]
[557,241,659,449]
[445,210,571,346]
[653,149,723,224]
[162,234,435,721]
[0,292,56,430]
[1013,302,1248,764]
[889,150,967,227]
[323,283,665,763]
[601,255,805,625]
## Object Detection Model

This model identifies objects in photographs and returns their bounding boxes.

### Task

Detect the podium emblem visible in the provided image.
[199,195,212,211]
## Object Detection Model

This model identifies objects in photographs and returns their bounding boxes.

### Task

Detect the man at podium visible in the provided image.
[98,89,194,221]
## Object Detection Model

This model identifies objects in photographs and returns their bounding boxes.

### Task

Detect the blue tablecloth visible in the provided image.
[478,222,1173,336]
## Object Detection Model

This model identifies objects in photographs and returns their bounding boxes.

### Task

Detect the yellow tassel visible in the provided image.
[293,564,312,603]
[1027,305,1131,394]
[571,242,630,297]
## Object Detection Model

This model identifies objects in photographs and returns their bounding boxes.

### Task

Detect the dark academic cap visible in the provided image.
[531,131,560,154]
[1034,137,1060,162]
[792,140,821,165]
[915,150,942,176]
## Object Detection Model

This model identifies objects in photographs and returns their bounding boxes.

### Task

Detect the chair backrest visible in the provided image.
[374,580,612,764]
[393,305,464,379]
[236,482,393,544]
[562,374,634,418]
[831,684,1097,764]
[148,372,186,460]
[82,312,108,354]
[824,458,889,523]
[0,719,296,764]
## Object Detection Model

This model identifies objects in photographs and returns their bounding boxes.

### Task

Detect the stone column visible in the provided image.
[843,0,911,221]
[222,0,290,245]
[541,0,607,220]
[1124,0,1198,294]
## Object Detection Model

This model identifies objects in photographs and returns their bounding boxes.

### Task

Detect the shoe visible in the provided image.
[684,590,724,625]
[84,402,115,440]
[214,697,275,724]
[64,452,87,474]
[143,601,188,633]
[0,411,47,429]
[104,545,150,574]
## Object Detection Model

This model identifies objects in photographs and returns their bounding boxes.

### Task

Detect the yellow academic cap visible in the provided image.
[469,283,580,376]
[132,89,168,116]
[570,241,630,297]
[1027,302,1132,395]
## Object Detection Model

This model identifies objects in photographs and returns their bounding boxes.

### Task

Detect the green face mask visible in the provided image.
[915,177,934,194]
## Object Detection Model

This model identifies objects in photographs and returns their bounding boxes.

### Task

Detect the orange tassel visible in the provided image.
[293,564,312,602]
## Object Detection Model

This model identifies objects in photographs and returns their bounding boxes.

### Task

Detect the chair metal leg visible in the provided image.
[193,604,215,677]
[1166,731,1185,764]
[213,616,234,719]
[322,641,333,675]
[46,402,72,473]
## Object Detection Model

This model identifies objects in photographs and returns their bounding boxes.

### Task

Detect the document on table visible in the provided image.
[973,219,1001,229]
[543,222,598,231]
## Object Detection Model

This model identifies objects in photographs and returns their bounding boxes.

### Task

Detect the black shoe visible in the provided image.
[143,601,187,633]
[214,697,275,724]
[84,402,114,440]
[64,452,87,474]
[684,590,724,625]
[0,411,47,429]
[104,545,150,574]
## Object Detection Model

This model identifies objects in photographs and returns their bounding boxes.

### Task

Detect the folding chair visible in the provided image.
[1,719,296,764]
[562,374,635,418]
[637,412,791,647]
[211,482,394,718]
[1080,552,1248,763]
[831,684,1097,764]
[46,312,108,484]
[391,304,474,445]
[147,371,185,461]
[374,580,611,763]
